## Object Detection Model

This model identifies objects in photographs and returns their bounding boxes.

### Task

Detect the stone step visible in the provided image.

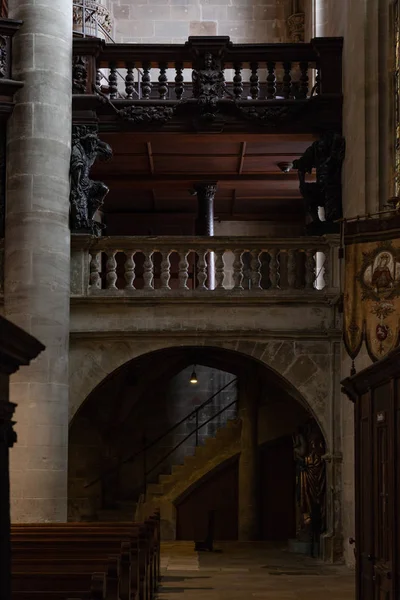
[146,482,164,496]
[159,473,173,484]
[97,510,135,522]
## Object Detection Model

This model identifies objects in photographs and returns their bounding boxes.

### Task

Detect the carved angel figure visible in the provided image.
[70,126,113,236]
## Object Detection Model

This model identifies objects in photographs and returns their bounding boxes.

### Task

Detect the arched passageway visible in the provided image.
[69,346,330,556]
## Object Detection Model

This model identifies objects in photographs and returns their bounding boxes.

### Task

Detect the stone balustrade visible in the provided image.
[71,235,340,299]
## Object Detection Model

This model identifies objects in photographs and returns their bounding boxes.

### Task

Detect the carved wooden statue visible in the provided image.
[192,52,226,117]
[292,132,345,233]
[69,125,113,236]
[293,422,326,548]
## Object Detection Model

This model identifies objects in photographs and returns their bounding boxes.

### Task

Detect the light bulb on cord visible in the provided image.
[190,365,198,384]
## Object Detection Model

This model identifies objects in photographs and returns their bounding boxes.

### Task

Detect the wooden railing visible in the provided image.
[71,235,340,298]
[0,18,23,83]
[72,36,343,101]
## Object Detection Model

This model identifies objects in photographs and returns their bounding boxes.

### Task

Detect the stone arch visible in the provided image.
[69,336,334,446]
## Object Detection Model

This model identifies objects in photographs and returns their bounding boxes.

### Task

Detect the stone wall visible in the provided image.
[108,0,299,44]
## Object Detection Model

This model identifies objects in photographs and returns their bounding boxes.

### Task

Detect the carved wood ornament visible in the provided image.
[293,132,345,233]
[69,125,113,236]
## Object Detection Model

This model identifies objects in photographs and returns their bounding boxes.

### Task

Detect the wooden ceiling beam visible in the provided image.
[238,142,246,175]
[146,141,155,175]
[100,173,299,183]
[105,211,303,220]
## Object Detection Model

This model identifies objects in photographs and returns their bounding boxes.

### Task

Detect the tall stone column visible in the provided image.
[5,0,72,521]
[238,375,259,540]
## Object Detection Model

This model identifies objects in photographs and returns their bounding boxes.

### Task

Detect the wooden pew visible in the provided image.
[11,516,160,600]
[12,571,107,600]
[12,530,150,598]
[13,554,128,600]
[12,516,160,587]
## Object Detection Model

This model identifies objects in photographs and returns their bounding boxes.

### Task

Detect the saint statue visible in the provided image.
[293,425,326,544]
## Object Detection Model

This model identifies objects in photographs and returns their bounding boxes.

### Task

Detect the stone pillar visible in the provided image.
[5,0,72,521]
[194,182,216,237]
[194,182,217,289]
[238,375,259,541]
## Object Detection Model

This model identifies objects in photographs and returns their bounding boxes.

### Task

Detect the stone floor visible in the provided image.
[158,542,355,599]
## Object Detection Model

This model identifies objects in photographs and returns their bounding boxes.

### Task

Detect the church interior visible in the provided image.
[0,0,400,599]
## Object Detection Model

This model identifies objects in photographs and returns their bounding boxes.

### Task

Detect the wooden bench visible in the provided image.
[13,549,129,600]
[13,571,108,600]
[11,514,160,600]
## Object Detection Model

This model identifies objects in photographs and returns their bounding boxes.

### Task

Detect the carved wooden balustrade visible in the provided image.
[72,36,343,130]
[71,235,340,299]
[0,18,23,99]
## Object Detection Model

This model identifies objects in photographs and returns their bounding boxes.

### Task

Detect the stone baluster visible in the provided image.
[196,250,208,291]
[299,61,309,99]
[314,249,327,290]
[305,249,316,289]
[96,69,102,88]
[323,249,330,288]
[266,62,276,99]
[160,250,171,291]
[214,250,225,290]
[233,249,244,290]
[143,250,154,291]
[314,68,321,96]
[106,251,118,289]
[125,63,135,99]
[233,63,243,100]
[158,62,168,99]
[174,62,184,100]
[282,62,292,99]
[287,249,297,289]
[249,62,259,100]
[268,248,279,289]
[89,251,102,289]
[142,62,152,99]
[250,250,262,290]
[178,250,189,290]
[124,252,136,290]
[109,63,118,99]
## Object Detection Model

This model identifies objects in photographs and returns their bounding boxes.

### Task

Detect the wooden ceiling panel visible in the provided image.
[245,139,315,154]
[93,131,311,226]
[100,134,147,155]
[150,139,242,155]
[242,154,300,173]
[153,155,239,174]
[97,154,150,175]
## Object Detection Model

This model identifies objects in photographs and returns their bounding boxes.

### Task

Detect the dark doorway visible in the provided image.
[260,435,296,541]
[176,459,239,541]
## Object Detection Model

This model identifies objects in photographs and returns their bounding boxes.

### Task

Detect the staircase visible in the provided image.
[135,418,242,539]
[87,378,239,530]
[97,500,137,522]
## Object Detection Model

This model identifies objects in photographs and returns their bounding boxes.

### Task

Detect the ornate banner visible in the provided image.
[344,220,400,361]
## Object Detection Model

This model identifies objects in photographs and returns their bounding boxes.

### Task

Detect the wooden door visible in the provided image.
[260,435,296,541]
[371,383,395,599]
[356,384,396,600]
[176,458,238,541]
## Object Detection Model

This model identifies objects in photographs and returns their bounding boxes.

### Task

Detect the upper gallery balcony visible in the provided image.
[72,35,343,133]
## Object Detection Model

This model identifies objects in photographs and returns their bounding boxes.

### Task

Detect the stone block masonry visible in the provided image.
[109,0,296,43]
[5,0,72,522]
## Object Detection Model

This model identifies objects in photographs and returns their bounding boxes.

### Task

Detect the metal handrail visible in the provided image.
[145,396,238,481]
[85,377,238,489]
